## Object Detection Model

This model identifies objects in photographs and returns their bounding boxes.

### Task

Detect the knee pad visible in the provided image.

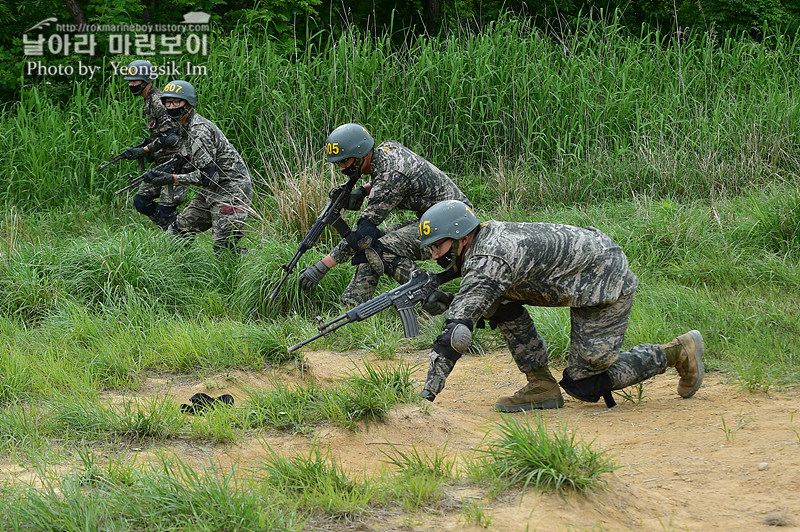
[487,302,525,329]
[345,218,381,250]
[157,205,178,228]
[433,319,474,361]
[559,370,617,408]
[133,194,157,216]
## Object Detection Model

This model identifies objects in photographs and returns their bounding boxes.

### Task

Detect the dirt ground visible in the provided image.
[10,348,800,531]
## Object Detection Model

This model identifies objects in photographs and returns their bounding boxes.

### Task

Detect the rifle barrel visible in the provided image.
[99,154,123,170]
[287,317,350,353]
[114,176,144,195]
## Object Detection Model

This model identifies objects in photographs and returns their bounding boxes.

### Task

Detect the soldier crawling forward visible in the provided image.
[417,200,704,411]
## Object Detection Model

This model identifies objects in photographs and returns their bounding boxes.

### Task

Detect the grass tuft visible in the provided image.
[476,414,619,494]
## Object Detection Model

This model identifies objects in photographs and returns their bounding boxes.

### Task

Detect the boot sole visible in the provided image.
[679,330,705,398]
[494,396,565,412]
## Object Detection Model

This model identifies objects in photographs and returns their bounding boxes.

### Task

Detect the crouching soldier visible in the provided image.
[299,123,473,307]
[416,200,704,411]
[121,59,188,229]
[142,80,252,255]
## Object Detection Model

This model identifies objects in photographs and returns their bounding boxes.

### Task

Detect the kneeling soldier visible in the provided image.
[417,200,704,411]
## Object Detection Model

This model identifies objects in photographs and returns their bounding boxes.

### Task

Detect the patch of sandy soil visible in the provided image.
[7,349,800,531]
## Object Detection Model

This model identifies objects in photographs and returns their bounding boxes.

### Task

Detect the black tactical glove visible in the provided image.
[121,146,147,160]
[144,170,173,186]
[422,290,454,316]
[345,186,368,210]
[298,260,330,292]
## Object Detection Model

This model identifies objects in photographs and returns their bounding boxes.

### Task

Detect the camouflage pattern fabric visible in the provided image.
[422,351,457,396]
[330,140,471,305]
[144,86,179,162]
[169,111,252,250]
[339,220,422,305]
[330,140,472,264]
[441,221,665,391]
[340,263,381,307]
[140,85,187,207]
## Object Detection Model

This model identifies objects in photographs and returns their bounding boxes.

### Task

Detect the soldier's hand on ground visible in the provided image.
[144,170,173,186]
[422,290,454,315]
[298,260,330,292]
[345,186,368,210]
[121,146,147,160]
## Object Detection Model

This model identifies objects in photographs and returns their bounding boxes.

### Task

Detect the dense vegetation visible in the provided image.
[0,11,798,530]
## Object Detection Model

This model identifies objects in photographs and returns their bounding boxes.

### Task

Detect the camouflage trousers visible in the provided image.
[495,292,667,390]
[169,185,251,252]
[137,181,189,208]
[340,220,423,306]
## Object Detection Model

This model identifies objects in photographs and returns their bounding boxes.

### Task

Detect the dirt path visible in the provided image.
[8,349,800,531]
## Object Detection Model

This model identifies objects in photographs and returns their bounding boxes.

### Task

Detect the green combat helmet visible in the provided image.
[124,59,158,82]
[160,80,197,120]
[324,123,374,163]
[418,200,481,249]
[160,80,198,106]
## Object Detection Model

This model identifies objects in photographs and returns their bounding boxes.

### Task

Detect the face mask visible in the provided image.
[166,105,186,118]
[341,158,361,177]
[129,84,144,96]
[436,254,453,270]
[435,239,461,272]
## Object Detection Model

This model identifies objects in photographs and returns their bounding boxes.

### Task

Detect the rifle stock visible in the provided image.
[269,172,361,301]
[287,269,450,353]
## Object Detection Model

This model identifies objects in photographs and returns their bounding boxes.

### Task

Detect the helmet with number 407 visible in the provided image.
[324,123,374,163]
[419,200,480,249]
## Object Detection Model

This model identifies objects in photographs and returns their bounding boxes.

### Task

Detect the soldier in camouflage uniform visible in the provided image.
[298,123,472,306]
[120,59,188,229]
[416,200,705,411]
[143,80,252,255]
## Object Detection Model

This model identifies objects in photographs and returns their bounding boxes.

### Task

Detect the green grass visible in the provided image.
[2,457,304,531]
[245,362,415,432]
[2,17,798,209]
[473,414,619,494]
[259,445,374,519]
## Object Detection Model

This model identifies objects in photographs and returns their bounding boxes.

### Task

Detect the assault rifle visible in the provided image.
[269,172,361,300]
[99,137,148,170]
[114,154,188,195]
[288,269,454,353]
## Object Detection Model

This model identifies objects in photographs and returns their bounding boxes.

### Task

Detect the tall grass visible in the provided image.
[1,184,798,395]
[2,16,798,208]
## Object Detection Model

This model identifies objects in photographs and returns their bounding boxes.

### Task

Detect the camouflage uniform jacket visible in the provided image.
[331,140,471,263]
[143,86,179,163]
[174,111,252,197]
[448,221,639,324]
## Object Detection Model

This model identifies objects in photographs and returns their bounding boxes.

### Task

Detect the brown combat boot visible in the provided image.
[495,366,564,412]
[661,330,705,398]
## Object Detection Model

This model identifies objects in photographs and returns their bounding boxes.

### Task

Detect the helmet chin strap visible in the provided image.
[341,157,362,177]
[439,238,465,273]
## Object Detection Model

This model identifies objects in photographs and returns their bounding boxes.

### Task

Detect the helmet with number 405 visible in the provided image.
[419,200,480,249]
[324,123,374,163]
[160,80,198,107]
